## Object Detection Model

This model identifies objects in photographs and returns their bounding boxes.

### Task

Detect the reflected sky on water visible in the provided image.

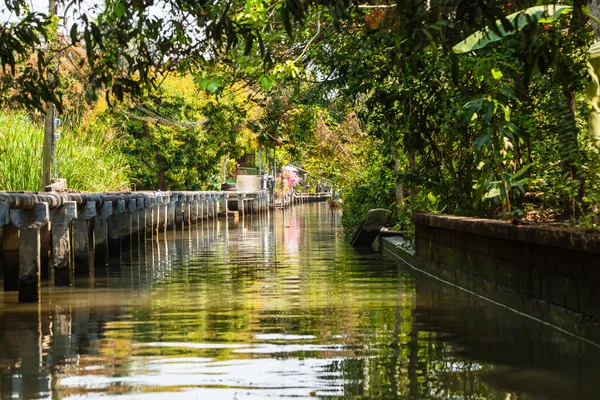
[0,203,599,399]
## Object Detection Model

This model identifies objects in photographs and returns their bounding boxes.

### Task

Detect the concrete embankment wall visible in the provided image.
[0,190,331,303]
[0,190,270,303]
[379,212,600,343]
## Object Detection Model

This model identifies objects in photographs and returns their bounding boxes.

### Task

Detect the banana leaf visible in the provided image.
[453,5,572,53]
[586,42,600,147]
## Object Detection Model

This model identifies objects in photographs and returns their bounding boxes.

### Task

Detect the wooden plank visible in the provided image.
[44,178,67,193]
[349,208,390,248]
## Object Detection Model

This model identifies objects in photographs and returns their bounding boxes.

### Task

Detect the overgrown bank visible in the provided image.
[0,111,129,192]
[2,0,600,233]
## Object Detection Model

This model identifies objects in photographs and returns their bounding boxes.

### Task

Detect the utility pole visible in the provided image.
[43,0,58,190]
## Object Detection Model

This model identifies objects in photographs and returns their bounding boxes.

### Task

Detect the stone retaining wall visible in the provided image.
[411,212,600,323]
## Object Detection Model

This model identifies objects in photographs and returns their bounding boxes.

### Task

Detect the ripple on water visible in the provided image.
[1,204,600,400]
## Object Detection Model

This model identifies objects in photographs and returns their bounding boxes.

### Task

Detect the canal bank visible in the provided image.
[0,190,331,303]
[377,212,600,345]
[0,203,599,399]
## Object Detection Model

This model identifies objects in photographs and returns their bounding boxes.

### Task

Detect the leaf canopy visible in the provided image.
[453,5,573,53]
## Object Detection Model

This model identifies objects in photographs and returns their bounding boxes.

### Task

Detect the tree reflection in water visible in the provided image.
[0,203,598,399]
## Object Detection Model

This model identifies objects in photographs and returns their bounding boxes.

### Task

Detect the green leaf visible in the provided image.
[206,80,222,93]
[462,95,484,122]
[453,5,573,53]
[427,192,438,204]
[512,177,530,190]
[491,68,503,79]
[500,86,518,101]
[115,2,126,17]
[199,78,223,93]
[485,184,502,198]
[70,23,78,44]
[260,75,275,91]
[475,132,492,150]
[511,162,535,181]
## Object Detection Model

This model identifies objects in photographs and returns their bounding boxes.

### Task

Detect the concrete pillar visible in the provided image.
[73,201,96,275]
[221,193,229,216]
[153,197,161,234]
[94,202,112,258]
[142,198,151,238]
[251,195,259,214]
[183,195,191,226]
[214,194,219,219]
[119,199,136,250]
[160,195,169,232]
[199,194,206,220]
[189,195,198,224]
[40,224,51,280]
[132,198,144,245]
[145,197,157,238]
[238,193,245,218]
[175,195,185,226]
[2,223,19,291]
[131,197,146,233]
[0,200,8,229]
[0,200,17,291]
[167,194,177,229]
[108,200,125,251]
[205,194,213,219]
[49,201,77,287]
[10,203,49,302]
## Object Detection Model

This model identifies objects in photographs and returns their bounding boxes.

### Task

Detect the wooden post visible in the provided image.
[43,0,58,190]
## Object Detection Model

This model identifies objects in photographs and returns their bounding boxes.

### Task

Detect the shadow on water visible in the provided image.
[0,203,599,399]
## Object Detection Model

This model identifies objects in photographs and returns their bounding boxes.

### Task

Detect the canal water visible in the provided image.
[1,203,599,399]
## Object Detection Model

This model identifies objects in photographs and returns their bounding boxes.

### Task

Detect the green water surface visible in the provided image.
[0,203,598,399]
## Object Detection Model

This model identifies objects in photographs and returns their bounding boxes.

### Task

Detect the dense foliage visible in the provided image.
[0,111,129,191]
[98,77,257,190]
[2,0,600,231]
[258,0,600,232]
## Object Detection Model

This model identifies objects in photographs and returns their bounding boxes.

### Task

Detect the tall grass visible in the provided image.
[0,111,129,192]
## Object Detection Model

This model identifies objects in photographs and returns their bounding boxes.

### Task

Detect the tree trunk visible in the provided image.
[390,141,404,208]
[408,149,416,205]
[588,0,600,38]
[586,41,600,148]
[157,161,168,191]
